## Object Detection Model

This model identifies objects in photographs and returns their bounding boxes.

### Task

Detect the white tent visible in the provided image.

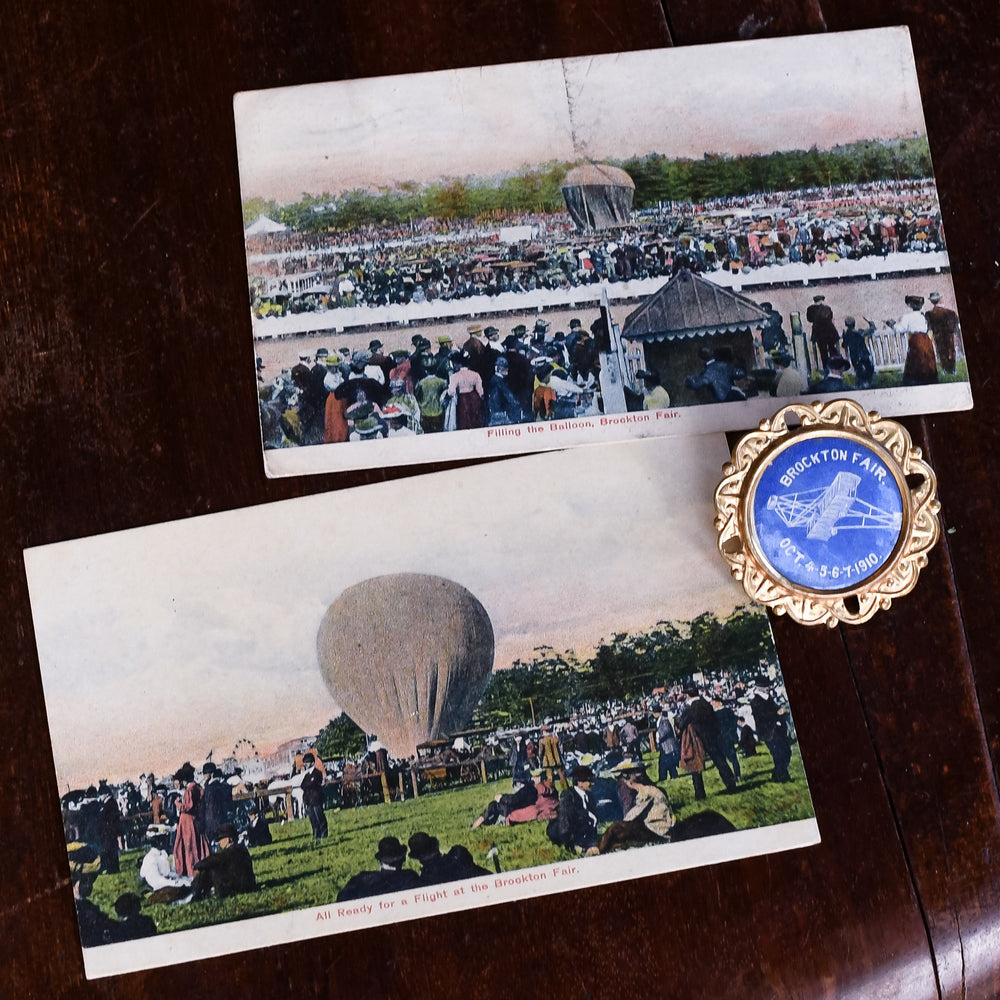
[244,215,288,237]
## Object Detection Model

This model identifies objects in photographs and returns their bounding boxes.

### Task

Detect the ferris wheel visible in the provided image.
[231,737,259,759]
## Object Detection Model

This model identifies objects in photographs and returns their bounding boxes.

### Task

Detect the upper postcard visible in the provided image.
[233,27,971,477]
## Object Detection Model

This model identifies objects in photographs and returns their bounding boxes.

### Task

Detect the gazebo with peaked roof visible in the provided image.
[620,267,768,407]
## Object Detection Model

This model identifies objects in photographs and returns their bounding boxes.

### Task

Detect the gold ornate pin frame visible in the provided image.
[714,398,941,627]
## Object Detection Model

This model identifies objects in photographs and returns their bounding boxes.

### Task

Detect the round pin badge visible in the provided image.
[715,398,940,626]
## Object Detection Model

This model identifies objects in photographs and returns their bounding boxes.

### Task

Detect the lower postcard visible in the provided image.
[24,433,820,978]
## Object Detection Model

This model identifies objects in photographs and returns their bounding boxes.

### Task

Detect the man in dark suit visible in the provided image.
[68,844,118,947]
[806,293,839,369]
[547,765,600,855]
[502,334,533,418]
[571,325,600,383]
[300,753,328,841]
[336,837,420,902]
[367,339,395,383]
[711,696,742,782]
[290,351,313,395]
[685,346,744,403]
[408,831,488,884]
[677,684,738,799]
[97,787,122,874]
[759,301,789,353]
[840,317,876,388]
[462,322,488,372]
[811,354,851,393]
[408,337,435,383]
[472,326,498,387]
[750,676,792,783]
[110,892,157,941]
[199,762,233,843]
[408,831,452,884]
[245,805,272,847]
[192,823,257,900]
[301,349,333,444]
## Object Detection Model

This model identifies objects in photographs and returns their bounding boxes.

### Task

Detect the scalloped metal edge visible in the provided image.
[714,398,941,627]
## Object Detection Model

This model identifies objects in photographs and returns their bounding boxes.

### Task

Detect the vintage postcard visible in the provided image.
[26,434,818,977]
[234,27,971,477]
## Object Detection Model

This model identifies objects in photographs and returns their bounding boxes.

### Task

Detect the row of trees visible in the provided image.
[313,607,777,756]
[243,135,934,234]
[621,135,933,207]
[473,607,777,729]
[242,163,569,234]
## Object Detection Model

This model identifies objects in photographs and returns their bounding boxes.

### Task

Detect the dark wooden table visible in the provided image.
[2,2,998,997]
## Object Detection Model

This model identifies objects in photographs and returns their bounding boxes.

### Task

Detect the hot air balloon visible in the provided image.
[560,163,635,232]
[316,574,495,759]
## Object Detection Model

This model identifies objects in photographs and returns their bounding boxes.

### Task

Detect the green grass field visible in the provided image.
[838,356,968,390]
[89,746,813,935]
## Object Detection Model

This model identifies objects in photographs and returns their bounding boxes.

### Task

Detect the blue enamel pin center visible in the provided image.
[748,434,905,592]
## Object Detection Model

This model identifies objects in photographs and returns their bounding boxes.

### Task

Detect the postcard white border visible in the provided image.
[28,411,820,977]
[83,819,819,978]
[236,30,972,479]
[263,382,970,477]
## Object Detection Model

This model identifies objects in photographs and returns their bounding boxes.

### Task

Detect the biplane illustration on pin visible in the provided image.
[766,472,902,542]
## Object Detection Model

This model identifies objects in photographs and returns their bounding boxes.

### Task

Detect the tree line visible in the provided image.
[621,135,932,207]
[313,606,777,756]
[473,607,777,729]
[243,163,568,234]
[244,135,933,233]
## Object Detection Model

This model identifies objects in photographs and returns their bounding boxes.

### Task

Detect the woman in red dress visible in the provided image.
[172,762,209,878]
[446,352,484,430]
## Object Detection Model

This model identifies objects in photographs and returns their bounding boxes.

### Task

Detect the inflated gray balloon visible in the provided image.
[317,574,494,758]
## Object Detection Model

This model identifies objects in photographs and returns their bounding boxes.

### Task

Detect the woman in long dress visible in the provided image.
[446,352,484,430]
[895,295,938,386]
[172,762,209,878]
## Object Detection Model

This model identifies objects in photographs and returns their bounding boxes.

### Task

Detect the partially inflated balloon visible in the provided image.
[317,574,495,758]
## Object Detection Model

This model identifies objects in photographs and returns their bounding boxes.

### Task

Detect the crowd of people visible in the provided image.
[257,277,962,449]
[64,758,266,946]
[677,280,962,406]
[446,670,793,861]
[336,832,491,902]
[63,667,798,939]
[246,180,945,319]
[324,670,795,899]
[778,286,961,397]
[258,317,609,447]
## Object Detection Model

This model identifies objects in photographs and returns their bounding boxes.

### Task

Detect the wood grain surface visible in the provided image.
[2,1,998,997]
